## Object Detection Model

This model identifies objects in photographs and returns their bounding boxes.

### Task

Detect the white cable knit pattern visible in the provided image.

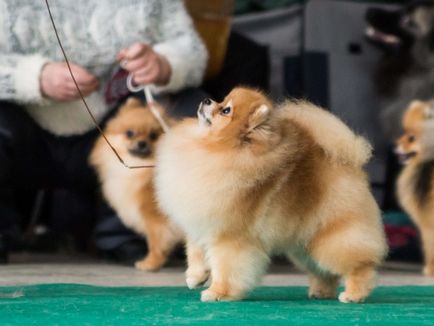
[0,0,207,135]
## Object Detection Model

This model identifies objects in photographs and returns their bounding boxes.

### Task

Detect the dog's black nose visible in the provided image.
[129,140,151,157]
[203,98,212,105]
[137,140,148,150]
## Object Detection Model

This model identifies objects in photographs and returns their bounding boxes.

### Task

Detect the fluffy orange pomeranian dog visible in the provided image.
[155,87,387,303]
[396,100,434,276]
[90,97,182,271]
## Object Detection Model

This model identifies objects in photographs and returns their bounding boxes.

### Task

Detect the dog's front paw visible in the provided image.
[185,270,209,289]
[201,289,221,302]
[186,276,207,289]
[338,291,366,304]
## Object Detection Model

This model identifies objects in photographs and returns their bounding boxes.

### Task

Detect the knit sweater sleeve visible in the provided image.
[0,53,51,104]
[151,0,208,94]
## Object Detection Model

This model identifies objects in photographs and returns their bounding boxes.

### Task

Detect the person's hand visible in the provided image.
[117,42,171,86]
[40,62,99,101]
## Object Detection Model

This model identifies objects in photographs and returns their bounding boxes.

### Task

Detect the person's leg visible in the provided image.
[0,102,55,188]
[1,101,139,260]
[94,201,146,264]
[0,189,21,261]
[0,101,57,260]
[53,116,144,262]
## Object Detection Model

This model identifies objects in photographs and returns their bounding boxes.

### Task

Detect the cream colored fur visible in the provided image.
[90,100,183,271]
[396,99,434,276]
[155,88,387,303]
[280,100,372,167]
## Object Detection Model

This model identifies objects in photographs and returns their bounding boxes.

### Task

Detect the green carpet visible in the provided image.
[1,285,434,325]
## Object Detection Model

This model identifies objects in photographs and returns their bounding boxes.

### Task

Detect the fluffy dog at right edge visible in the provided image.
[396,100,434,275]
[155,87,387,303]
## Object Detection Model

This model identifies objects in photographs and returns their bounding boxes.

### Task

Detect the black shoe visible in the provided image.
[25,225,60,252]
[101,239,148,266]
[0,234,9,264]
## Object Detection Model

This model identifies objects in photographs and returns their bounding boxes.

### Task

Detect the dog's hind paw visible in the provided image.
[200,289,242,302]
[309,288,336,299]
[185,270,209,289]
[134,255,165,272]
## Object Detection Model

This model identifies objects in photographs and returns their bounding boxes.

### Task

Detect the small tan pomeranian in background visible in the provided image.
[396,100,434,276]
[155,87,387,303]
[90,97,182,271]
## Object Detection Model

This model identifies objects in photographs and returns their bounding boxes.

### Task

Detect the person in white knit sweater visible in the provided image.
[0,0,207,262]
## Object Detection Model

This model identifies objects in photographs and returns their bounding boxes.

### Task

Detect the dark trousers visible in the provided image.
[0,88,207,251]
[0,100,106,249]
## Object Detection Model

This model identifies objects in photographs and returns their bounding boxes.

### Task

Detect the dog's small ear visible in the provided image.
[424,105,434,119]
[248,104,271,130]
[408,100,425,112]
[409,100,424,108]
[407,100,434,119]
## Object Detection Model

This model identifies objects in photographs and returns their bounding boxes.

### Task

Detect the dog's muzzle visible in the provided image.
[129,140,152,158]
[394,145,417,164]
[198,98,214,126]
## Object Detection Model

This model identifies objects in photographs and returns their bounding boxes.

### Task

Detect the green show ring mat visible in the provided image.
[0,285,433,325]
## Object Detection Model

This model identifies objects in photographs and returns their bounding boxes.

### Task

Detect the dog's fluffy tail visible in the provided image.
[280,100,372,167]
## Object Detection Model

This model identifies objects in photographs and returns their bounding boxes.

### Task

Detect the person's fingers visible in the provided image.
[126,55,159,80]
[65,81,98,97]
[69,64,98,85]
[133,66,160,85]
[63,85,80,97]
[122,57,148,72]
[66,79,99,93]
[74,87,94,97]
[66,91,81,100]
[63,77,99,98]
[78,76,99,88]
[56,90,79,101]
[133,62,156,78]
[116,49,127,61]
[133,54,169,86]
[123,42,152,60]
[117,44,170,86]
[40,62,99,101]
[80,78,100,91]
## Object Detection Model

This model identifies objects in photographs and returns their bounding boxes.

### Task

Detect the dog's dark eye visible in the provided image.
[221,107,231,115]
[408,135,415,143]
[126,129,135,139]
[149,131,159,141]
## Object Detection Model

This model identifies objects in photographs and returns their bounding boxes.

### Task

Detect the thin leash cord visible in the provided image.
[44,0,153,169]
[145,88,170,132]
[125,74,170,132]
